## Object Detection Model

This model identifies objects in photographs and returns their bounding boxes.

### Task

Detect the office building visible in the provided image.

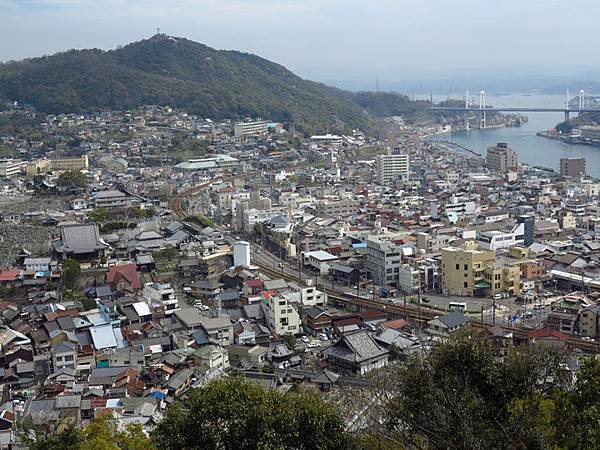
[486,142,518,173]
[560,157,586,178]
[234,120,269,138]
[376,152,409,184]
[261,294,301,336]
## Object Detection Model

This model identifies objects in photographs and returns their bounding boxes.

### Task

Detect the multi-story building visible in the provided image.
[234,120,269,137]
[560,157,586,178]
[0,159,26,177]
[26,155,90,176]
[477,223,525,251]
[486,142,518,173]
[367,238,403,286]
[143,282,179,316]
[261,294,301,336]
[314,199,359,218]
[300,286,327,307]
[441,241,496,297]
[376,152,409,184]
[93,190,138,209]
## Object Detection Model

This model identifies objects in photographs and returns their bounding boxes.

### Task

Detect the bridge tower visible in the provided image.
[464,90,470,131]
[564,89,571,122]
[579,89,585,114]
[479,90,487,129]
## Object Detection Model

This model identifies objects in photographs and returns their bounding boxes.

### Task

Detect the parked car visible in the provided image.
[307,341,320,348]
[319,333,329,341]
[300,336,309,344]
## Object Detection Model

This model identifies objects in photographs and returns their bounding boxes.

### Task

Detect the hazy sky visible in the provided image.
[2,0,598,82]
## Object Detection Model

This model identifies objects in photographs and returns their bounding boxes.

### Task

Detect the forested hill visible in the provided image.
[0,35,428,134]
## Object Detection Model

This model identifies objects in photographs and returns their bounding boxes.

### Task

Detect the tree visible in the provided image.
[57,170,87,191]
[18,414,154,450]
[62,258,81,289]
[381,331,569,450]
[555,357,600,448]
[151,377,351,450]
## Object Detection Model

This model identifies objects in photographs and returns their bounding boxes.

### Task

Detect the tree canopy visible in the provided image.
[151,377,351,450]
[61,258,81,289]
[57,170,87,191]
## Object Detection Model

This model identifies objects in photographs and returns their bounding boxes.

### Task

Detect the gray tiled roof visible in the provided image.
[55,223,108,253]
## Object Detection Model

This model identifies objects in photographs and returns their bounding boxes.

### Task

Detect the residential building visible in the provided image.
[143,282,179,316]
[314,199,359,218]
[427,312,468,337]
[367,238,403,286]
[441,241,495,297]
[486,142,518,173]
[477,223,525,251]
[261,294,301,336]
[0,159,25,177]
[560,157,586,177]
[234,120,269,137]
[376,151,409,184]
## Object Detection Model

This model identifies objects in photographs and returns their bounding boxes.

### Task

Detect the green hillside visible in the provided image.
[0,35,432,134]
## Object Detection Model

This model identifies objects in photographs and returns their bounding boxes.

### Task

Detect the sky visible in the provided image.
[2,0,599,87]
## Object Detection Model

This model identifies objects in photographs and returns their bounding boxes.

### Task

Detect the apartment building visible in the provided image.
[367,238,403,286]
[441,241,495,296]
[0,159,26,177]
[234,120,269,137]
[314,199,359,218]
[560,157,586,178]
[261,294,301,336]
[376,152,409,184]
[486,142,518,173]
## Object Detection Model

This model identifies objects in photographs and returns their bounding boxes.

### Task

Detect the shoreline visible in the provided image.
[537,130,600,149]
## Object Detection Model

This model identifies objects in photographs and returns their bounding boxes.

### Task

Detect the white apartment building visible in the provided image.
[234,120,269,137]
[143,282,179,315]
[262,294,301,336]
[376,152,409,184]
[0,159,25,178]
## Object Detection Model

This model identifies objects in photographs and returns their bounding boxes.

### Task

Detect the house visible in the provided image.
[330,264,361,286]
[52,341,77,370]
[303,306,333,336]
[52,223,108,261]
[323,329,389,375]
[23,257,55,273]
[228,344,268,367]
[427,312,468,337]
[143,282,179,316]
[106,264,142,293]
[166,367,196,398]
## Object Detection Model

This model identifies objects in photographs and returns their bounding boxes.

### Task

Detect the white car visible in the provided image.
[319,333,329,341]
[300,336,310,344]
[307,341,320,348]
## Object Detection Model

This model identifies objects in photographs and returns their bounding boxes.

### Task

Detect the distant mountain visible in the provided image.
[0,35,425,134]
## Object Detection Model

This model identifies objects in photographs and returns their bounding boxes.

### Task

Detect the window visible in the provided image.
[464,264,468,270]
[464,282,468,288]
[456,264,460,270]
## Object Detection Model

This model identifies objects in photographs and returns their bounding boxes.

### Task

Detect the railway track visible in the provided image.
[256,262,600,353]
